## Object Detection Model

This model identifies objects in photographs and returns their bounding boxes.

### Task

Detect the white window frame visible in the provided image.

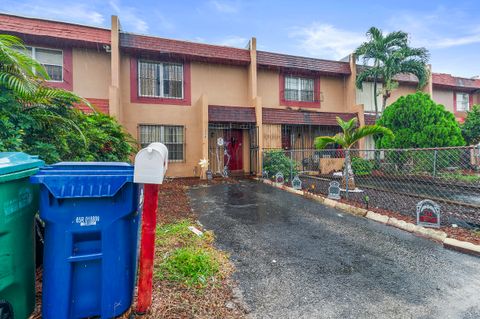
[137,60,184,99]
[139,124,185,162]
[284,75,315,102]
[456,92,470,112]
[25,46,64,82]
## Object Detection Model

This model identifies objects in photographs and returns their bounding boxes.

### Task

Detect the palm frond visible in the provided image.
[314,135,344,149]
[348,125,394,147]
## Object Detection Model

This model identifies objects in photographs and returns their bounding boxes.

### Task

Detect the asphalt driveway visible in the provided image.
[189,180,480,319]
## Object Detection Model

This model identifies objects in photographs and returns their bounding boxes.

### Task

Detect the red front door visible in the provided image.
[224,130,243,171]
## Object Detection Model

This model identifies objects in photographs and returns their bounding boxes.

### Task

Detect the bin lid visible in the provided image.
[0,152,44,182]
[30,162,134,198]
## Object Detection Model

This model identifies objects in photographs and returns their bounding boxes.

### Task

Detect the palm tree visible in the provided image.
[355,27,429,119]
[0,34,91,142]
[314,117,393,190]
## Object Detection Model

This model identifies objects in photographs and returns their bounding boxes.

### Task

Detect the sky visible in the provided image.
[1,0,479,78]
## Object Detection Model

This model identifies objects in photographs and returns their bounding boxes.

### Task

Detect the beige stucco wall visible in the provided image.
[387,84,417,106]
[257,69,348,112]
[191,62,249,107]
[258,69,279,107]
[119,56,253,177]
[433,88,454,112]
[321,76,347,112]
[72,48,110,99]
[119,55,203,177]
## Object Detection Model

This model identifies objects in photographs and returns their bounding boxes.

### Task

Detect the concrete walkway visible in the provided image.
[189,180,480,319]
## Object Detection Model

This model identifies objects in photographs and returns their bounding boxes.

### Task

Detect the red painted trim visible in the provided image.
[279,72,321,108]
[41,47,73,91]
[130,57,191,105]
[136,183,159,313]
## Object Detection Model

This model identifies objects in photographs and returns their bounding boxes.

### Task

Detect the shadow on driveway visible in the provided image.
[189,180,480,319]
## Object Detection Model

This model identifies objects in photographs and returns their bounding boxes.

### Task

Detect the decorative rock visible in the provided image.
[323,198,337,207]
[366,211,389,224]
[444,238,480,256]
[388,218,416,232]
[413,226,447,242]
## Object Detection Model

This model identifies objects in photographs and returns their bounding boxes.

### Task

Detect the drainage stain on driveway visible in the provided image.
[189,180,480,319]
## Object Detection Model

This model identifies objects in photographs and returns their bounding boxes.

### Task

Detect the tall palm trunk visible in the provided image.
[381,91,389,114]
[342,150,356,190]
[373,78,379,119]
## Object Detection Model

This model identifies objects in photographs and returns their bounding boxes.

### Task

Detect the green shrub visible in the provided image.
[377,92,465,148]
[351,157,373,176]
[263,150,298,181]
[462,105,480,145]
[0,90,136,163]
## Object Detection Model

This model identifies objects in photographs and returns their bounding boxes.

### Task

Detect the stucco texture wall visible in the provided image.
[257,69,348,112]
[387,84,417,106]
[120,55,203,177]
[433,89,454,112]
[191,62,249,107]
[72,48,110,99]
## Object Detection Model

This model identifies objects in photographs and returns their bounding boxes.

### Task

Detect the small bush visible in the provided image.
[351,157,373,176]
[263,150,298,181]
[377,92,465,148]
[157,247,220,287]
[462,105,480,145]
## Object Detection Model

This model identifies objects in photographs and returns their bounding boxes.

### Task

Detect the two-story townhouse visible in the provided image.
[1,13,479,178]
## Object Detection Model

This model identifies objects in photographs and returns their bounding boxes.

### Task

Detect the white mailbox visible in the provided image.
[134,143,168,184]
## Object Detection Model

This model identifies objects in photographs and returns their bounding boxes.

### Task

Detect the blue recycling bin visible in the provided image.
[30,162,141,318]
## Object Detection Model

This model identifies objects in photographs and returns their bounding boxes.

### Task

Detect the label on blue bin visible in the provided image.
[75,215,100,227]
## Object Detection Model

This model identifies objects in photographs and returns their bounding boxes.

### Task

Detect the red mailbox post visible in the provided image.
[134,143,168,314]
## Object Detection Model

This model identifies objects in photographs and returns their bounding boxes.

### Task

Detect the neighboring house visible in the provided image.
[1,13,479,178]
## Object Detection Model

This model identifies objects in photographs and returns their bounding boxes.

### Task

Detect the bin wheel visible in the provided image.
[0,300,13,319]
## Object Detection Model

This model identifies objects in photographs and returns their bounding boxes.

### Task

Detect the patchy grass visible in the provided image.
[154,220,225,288]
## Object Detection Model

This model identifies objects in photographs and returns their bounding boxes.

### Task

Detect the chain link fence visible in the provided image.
[262,145,480,228]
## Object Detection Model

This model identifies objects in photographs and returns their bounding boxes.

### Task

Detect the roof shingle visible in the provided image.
[209,105,256,123]
[121,33,251,64]
[257,51,351,75]
[0,13,110,45]
[262,108,356,125]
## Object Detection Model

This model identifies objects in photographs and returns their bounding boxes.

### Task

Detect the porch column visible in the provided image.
[254,96,263,174]
[199,94,209,179]
[109,15,122,122]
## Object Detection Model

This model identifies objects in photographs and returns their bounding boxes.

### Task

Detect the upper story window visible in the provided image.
[21,47,63,82]
[456,92,470,112]
[356,82,383,113]
[284,76,314,102]
[138,61,183,99]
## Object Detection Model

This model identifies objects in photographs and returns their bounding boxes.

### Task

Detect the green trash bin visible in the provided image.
[0,152,44,319]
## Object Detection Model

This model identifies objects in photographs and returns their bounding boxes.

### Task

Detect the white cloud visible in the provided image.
[216,35,248,48]
[290,23,364,59]
[388,8,480,49]
[1,1,105,26]
[209,0,239,13]
[109,0,148,33]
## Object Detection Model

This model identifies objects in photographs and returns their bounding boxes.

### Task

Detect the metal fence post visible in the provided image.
[290,150,293,183]
[345,149,349,199]
[433,150,438,177]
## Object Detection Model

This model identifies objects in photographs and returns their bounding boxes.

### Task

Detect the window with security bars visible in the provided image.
[284,76,315,102]
[456,93,470,112]
[19,46,63,81]
[139,125,185,161]
[138,61,183,99]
